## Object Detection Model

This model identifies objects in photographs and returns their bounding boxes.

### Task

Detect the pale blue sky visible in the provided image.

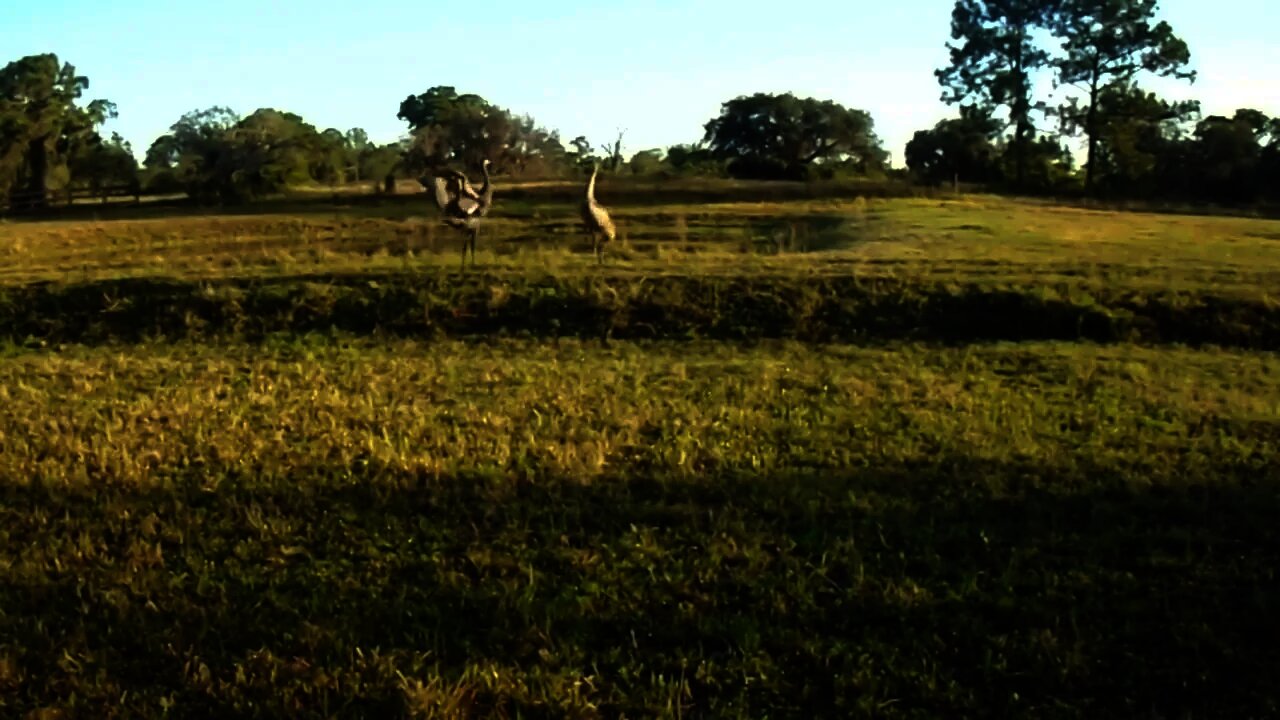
[2,1,1276,165]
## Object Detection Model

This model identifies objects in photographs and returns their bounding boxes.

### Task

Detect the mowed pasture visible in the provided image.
[1,184,1279,718]
[5,184,1280,285]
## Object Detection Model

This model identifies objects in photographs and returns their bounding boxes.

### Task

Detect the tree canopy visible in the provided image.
[905,106,1003,186]
[397,86,565,177]
[702,92,886,180]
[0,53,118,207]
[68,131,138,199]
[1191,110,1280,204]
[143,107,399,203]
[1077,82,1198,195]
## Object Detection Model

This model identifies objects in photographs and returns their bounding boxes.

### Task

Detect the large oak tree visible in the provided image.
[397,86,565,177]
[702,92,885,180]
[0,53,114,207]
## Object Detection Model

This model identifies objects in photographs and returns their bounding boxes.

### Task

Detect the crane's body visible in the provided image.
[423,160,493,268]
[581,162,616,264]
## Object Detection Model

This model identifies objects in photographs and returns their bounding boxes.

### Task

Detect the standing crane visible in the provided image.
[581,161,616,264]
[421,159,493,268]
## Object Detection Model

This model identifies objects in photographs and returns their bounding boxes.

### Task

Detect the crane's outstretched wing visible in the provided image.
[428,176,454,211]
[440,169,481,201]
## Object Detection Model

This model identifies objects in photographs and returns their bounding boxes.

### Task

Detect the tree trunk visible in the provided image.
[24,136,50,209]
[1085,119,1099,195]
[1084,67,1101,196]
[1014,116,1029,189]
[1010,31,1028,190]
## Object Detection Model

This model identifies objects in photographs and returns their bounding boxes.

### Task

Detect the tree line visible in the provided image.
[910,0,1278,204]
[1,0,1276,211]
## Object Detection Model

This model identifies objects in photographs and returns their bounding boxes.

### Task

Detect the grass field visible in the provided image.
[2,181,1279,717]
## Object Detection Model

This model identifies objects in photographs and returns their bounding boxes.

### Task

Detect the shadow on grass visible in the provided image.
[3,273,1279,351]
[2,457,1277,718]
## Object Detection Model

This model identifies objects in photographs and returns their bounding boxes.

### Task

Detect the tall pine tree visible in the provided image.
[1051,0,1194,192]
[936,0,1058,189]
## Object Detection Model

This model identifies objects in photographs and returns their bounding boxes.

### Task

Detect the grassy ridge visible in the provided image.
[2,271,1277,348]
[1,339,1278,717]
[3,194,1278,348]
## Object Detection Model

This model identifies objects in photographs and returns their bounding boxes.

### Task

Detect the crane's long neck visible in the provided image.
[586,165,599,202]
[478,162,491,194]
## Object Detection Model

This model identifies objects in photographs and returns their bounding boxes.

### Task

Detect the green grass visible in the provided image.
[3,337,1275,483]
[2,187,1280,717]
[3,338,1279,717]
[0,338,1274,717]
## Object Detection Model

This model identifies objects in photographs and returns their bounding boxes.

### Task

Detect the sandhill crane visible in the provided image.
[581,161,616,264]
[421,159,493,268]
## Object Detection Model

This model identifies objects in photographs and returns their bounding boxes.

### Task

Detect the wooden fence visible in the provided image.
[3,184,142,213]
